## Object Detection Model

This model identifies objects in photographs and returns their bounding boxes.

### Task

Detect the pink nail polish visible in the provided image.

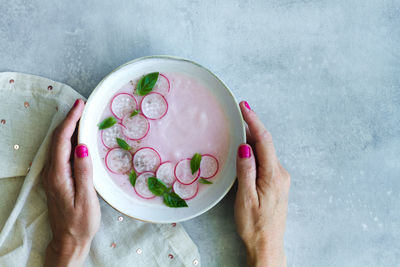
[238,145,251,158]
[73,99,79,108]
[243,101,251,110]
[75,145,88,158]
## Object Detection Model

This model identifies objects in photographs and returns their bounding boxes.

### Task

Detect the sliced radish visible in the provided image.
[121,114,149,140]
[110,93,137,120]
[140,92,168,120]
[101,123,125,149]
[152,73,170,95]
[105,148,132,174]
[173,181,199,200]
[134,172,156,199]
[174,159,200,185]
[156,162,175,187]
[133,147,161,173]
[200,154,219,179]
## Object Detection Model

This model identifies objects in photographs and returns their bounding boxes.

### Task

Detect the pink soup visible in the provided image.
[97,72,230,206]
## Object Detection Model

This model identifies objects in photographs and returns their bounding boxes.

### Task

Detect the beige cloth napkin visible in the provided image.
[0,72,200,267]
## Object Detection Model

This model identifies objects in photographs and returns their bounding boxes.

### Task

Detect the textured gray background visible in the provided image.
[1,0,400,266]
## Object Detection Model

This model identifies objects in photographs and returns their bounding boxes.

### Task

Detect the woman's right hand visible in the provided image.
[234,101,291,267]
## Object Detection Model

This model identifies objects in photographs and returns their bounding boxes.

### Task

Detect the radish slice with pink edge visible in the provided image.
[133,147,161,173]
[134,172,156,199]
[105,148,132,174]
[101,123,125,149]
[110,93,137,120]
[121,114,149,140]
[173,181,199,200]
[152,73,170,95]
[156,162,175,187]
[199,154,219,179]
[140,92,168,120]
[174,159,200,185]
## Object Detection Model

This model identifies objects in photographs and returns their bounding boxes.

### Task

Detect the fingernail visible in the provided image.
[73,99,79,107]
[243,101,251,110]
[75,145,88,158]
[238,145,251,158]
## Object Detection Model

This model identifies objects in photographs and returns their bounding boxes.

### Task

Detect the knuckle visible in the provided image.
[53,125,62,139]
[263,130,274,145]
[52,127,64,145]
[54,137,63,148]
[254,130,276,154]
[255,129,273,143]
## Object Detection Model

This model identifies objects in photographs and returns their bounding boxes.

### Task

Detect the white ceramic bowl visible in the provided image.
[79,56,245,223]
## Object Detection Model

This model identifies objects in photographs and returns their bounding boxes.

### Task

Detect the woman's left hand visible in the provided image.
[42,99,101,267]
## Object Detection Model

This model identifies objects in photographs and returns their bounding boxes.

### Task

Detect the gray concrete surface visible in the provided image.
[1,0,399,266]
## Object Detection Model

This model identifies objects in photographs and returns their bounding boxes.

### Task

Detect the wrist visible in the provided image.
[245,240,286,267]
[45,238,91,267]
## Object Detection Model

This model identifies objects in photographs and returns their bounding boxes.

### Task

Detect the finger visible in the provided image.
[51,99,84,172]
[73,144,95,206]
[70,126,79,164]
[245,124,255,146]
[239,101,278,171]
[236,144,258,205]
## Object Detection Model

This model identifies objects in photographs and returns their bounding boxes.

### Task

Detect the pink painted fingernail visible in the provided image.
[243,101,251,110]
[75,145,88,158]
[238,145,251,158]
[73,99,79,107]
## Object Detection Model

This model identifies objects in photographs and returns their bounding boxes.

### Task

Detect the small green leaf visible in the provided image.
[148,177,168,196]
[190,153,202,175]
[136,72,159,96]
[199,178,213,184]
[163,192,188,208]
[98,117,117,130]
[130,109,139,117]
[116,138,131,150]
[129,170,137,187]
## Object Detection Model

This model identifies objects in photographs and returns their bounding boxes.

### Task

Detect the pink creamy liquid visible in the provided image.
[97,72,230,204]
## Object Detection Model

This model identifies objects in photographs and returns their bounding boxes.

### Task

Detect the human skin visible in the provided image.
[234,101,290,267]
[42,99,289,267]
[42,99,100,267]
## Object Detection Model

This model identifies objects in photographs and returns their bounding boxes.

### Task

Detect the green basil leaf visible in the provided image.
[163,192,188,208]
[199,178,213,184]
[116,137,131,150]
[148,177,168,196]
[190,153,202,175]
[130,109,139,117]
[98,117,117,130]
[129,170,137,187]
[136,72,159,96]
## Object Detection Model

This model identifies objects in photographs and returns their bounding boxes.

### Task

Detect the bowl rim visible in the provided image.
[78,55,246,223]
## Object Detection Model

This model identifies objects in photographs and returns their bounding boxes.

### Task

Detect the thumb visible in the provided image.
[236,144,258,204]
[74,144,95,204]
